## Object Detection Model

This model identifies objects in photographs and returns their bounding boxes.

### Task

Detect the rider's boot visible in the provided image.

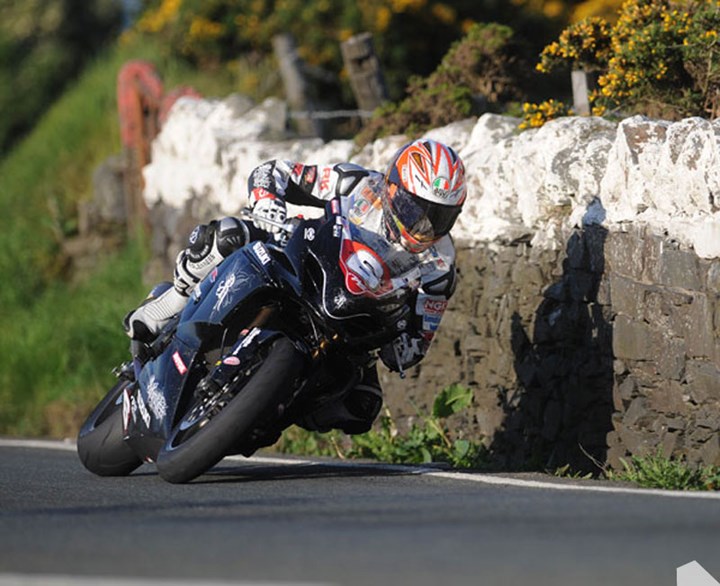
[123,282,187,343]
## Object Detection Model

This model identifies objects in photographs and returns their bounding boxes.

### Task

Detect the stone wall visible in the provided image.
[382,225,720,472]
[139,96,720,471]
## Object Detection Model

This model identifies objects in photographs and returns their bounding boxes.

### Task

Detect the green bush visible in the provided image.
[347,384,487,468]
[526,0,720,125]
[280,384,488,469]
[356,22,526,145]
[131,0,566,105]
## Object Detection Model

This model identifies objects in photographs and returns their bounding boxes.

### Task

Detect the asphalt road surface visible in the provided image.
[2,439,720,586]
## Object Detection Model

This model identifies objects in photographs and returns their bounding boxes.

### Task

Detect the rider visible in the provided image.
[124,138,467,435]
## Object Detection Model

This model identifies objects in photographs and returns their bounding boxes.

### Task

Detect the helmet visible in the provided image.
[383,139,467,253]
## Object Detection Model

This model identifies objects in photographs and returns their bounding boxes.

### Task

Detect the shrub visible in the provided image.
[518,98,574,129]
[277,384,488,469]
[356,22,526,145]
[524,0,720,125]
[132,0,491,100]
[346,384,488,468]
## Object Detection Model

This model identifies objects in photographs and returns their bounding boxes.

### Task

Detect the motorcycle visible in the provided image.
[77,203,413,483]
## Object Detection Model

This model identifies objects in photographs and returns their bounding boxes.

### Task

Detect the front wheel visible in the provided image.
[77,375,143,476]
[156,337,304,483]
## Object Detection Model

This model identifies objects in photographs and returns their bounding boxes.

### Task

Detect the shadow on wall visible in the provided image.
[489,218,615,474]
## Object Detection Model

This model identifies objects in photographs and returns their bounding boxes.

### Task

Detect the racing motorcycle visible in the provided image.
[77,205,413,483]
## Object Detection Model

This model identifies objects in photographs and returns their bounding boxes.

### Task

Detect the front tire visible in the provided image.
[156,337,303,484]
[77,376,143,476]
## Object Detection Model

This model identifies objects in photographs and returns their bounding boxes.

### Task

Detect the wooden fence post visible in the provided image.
[572,69,593,116]
[272,33,322,137]
[341,32,388,118]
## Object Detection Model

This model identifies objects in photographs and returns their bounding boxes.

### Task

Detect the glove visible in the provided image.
[251,193,287,234]
[379,333,426,372]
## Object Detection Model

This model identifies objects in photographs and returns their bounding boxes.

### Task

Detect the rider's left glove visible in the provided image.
[250,188,287,234]
[378,333,426,372]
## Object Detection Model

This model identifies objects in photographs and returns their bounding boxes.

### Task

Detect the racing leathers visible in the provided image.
[124,159,458,434]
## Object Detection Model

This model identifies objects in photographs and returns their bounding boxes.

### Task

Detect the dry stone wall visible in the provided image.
[384,226,720,472]
[141,95,720,471]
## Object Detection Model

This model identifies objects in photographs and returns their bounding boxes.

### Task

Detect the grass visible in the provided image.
[0,241,148,437]
[0,36,240,437]
[611,451,720,492]
[277,384,489,469]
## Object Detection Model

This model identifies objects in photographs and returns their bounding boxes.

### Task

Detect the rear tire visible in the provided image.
[156,337,303,484]
[77,377,143,476]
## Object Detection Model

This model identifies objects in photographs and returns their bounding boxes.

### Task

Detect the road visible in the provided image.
[1,440,720,586]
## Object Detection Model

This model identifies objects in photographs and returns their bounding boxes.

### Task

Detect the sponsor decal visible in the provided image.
[235,327,262,352]
[432,176,451,198]
[333,291,348,309]
[304,227,316,241]
[339,237,391,297]
[422,314,442,332]
[191,287,202,302]
[214,272,237,311]
[145,375,167,421]
[209,267,219,283]
[349,195,372,224]
[302,166,317,187]
[211,259,254,314]
[291,163,304,181]
[423,298,448,314]
[189,226,200,245]
[172,351,188,375]
[252,241,271,265]
[223,356,241,366]
[122,387,136,432]
[251,187,274,202]
[136,390,152,428]
[319,167,333,194]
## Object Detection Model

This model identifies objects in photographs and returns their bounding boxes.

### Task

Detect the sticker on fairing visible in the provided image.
[122,387,136,432]
[172,351,188,375]
[252,241,271,265]
[145,375,167,421]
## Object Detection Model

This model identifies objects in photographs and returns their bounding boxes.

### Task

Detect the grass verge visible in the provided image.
[277,384,489,470]
[0,37,239,437]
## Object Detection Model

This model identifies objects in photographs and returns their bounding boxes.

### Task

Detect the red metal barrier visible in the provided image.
[117,61,201,234]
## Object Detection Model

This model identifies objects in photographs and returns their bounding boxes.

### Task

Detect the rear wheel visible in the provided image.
[156,337,303,484]
[77,374,143,476]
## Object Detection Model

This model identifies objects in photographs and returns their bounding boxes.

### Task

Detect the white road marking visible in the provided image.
[0,575,329,586]
[3,437,720,500]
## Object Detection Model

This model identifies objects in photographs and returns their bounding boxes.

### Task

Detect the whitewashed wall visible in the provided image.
[144,95,720,260]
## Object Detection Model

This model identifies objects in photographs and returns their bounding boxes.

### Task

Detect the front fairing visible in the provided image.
[302,207,413,346]
[124,241,285,457]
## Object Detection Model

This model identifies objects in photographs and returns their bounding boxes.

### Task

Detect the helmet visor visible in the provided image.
[386,183,461,243]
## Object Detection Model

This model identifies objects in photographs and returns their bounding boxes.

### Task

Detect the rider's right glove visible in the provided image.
[249,187,287,234]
